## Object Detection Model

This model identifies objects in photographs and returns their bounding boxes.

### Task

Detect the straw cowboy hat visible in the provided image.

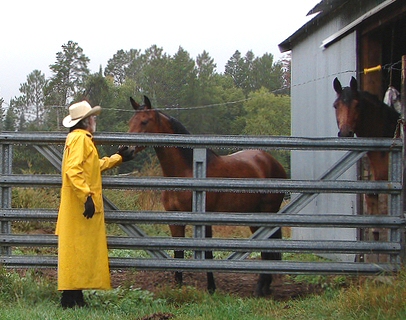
[62,101,101,128]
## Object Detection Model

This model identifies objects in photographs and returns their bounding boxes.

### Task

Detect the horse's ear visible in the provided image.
[143,96,152,109]
[130,97,141,110]
[333,77,342,94]
[350,76,358,92]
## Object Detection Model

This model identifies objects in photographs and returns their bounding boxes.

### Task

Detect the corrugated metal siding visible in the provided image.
[290,18,358,261]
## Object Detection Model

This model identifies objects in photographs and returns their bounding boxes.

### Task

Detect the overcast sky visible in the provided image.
[0,0,319,104]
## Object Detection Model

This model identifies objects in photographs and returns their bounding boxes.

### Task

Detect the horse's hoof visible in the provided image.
[262,288,272,296]
[174,271,183,288]
[253,290,264,297]
[253,286,271,297]
[208,286,216,295]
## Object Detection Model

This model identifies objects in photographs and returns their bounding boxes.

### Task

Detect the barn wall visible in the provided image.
[290,19,358,261]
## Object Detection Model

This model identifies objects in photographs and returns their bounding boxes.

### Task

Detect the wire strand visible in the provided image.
[46,60,403,113]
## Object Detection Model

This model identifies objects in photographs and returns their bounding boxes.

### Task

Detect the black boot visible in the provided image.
[61,290,76,309]
[74,290,86,307]
[61,290,86,309]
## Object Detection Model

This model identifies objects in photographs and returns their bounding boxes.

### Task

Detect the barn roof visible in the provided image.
[306,0,347,16]
[278,0,391,52]
[278,0,346,52]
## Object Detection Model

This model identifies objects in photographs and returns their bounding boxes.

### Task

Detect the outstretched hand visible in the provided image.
[117,145,135,162]
[83,196,95,219]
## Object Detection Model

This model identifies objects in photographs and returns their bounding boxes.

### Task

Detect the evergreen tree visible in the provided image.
[225,50,285,96]
[252,53,282,92]
[84,66,110,105]
[18,70,47,125]
[3,102,17,131]
[47,41,90,106]
[140,45,170,104]
[9,96,29,131]
[84,67,120,132]
[183,50,218,133]
[224,50,247,90]
[162,46,196,108]
[104,49,143,86]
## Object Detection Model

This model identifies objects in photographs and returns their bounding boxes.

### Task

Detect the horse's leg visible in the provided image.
[205,225,216,294]
[169,225,185,287]
[252,193,285,297]
[251,226,282,297]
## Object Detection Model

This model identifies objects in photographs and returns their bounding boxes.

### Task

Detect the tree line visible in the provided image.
[0,40,291,173]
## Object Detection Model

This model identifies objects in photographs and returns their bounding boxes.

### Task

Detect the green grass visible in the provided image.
[6,182,406,319]
[0,267,406,320]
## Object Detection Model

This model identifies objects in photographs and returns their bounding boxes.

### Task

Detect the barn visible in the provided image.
[278,0,406,261]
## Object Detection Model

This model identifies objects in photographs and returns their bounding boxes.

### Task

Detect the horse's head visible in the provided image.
[333,76,360,137]
[129,95,156,131]
[127,95,156,153]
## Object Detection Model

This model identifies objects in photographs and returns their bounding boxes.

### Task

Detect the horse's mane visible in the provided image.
[167,114,191,134]
[160,111,218,163]
[358,90,400,137]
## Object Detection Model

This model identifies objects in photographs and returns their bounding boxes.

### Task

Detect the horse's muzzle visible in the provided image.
[338,131,355,137]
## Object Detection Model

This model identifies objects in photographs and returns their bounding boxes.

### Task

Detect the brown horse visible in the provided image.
[333,76,400,218]
[128,96,287,297]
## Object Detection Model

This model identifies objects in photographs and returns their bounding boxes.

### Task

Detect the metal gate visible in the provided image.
[0,132,404,275]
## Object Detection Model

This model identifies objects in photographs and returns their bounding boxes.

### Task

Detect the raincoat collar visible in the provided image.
[72,128,93,139]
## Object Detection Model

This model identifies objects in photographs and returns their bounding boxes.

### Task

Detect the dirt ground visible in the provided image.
[32,268,323,301]
[106,229,325,300]
[110,269,323,301]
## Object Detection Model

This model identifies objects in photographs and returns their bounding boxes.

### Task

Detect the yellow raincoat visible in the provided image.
[56,129,122,291]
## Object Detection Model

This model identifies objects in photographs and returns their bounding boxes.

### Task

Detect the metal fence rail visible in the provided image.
[1,209,405,228]
[0,256,398,275]
[0,132,405,275]
[0,234,401,254]
[0,174,402,193]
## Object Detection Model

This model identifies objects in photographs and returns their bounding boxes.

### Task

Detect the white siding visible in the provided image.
[290,21,358,261]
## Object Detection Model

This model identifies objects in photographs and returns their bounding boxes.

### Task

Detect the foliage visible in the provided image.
[1,41,290,137]
[105,49,142,86]
[11,185,59,235]
[242,88,290,136]
[225,50,284,96]
[2,100,18,131]
[11,186,59,208]
[18,70,47,125]
[46,40,90,106]
[1,40,292,175]
[0,269,58,305]
[12,145,62,174]
[241,88,291,174]
[335,272,406,319]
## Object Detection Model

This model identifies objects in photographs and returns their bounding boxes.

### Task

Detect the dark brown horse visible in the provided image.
[333,77,400,216]
[128,96,287,296]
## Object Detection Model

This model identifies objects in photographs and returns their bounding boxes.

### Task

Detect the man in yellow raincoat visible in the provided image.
[56,100,134,308]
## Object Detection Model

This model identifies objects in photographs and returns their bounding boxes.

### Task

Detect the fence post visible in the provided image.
[193,148,207,260]
[401,55,406,263]
[0,143,12,255]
